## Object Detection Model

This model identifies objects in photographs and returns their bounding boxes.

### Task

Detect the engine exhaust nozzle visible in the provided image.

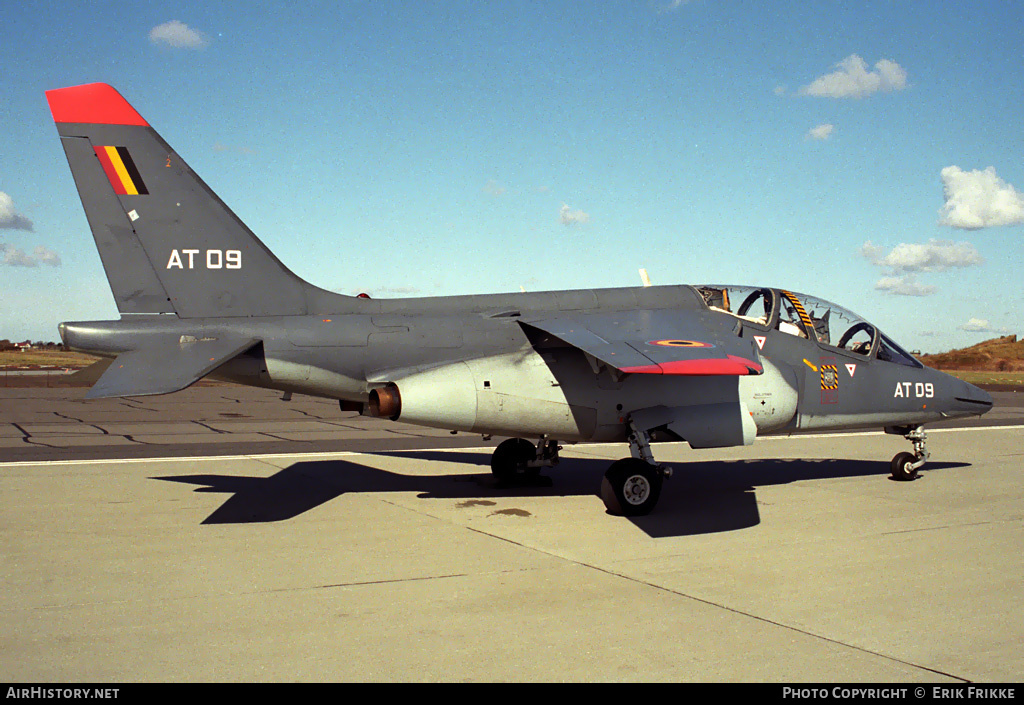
[369,383,401,419]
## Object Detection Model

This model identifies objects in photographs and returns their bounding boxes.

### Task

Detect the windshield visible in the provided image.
[779,290,875,355]
[695,285,774,326]
[698,285,919,366]
[876,332,922,368]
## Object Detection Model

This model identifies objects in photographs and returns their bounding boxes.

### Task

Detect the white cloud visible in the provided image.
[806,123,834,140]
[149,20,208,49]
[861,239,983,273]
[873,275,936,297]
[0,192,33,231]
[799,55,907,99]
[559,203,590,227]
[483,180,506,197]
[32,246,61,266]
[658,0,695,12]
[859,241,887,263]
[938,166,1024,230]
[1,244,34,267]
[0,244,61,267]
[957,318,1010,334]
[861,239,982,297]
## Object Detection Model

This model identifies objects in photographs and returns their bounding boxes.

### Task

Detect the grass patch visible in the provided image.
[0,350,100,369]
[935,370,1024,387]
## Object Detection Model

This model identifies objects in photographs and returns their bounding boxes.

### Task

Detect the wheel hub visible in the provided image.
[623,475,651,505]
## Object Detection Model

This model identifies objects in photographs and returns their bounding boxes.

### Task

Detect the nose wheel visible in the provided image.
[889,426,929,481]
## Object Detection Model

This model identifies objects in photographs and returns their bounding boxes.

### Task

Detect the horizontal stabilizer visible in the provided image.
[67,358,114,385]
[86,336,259,399]
[520,309,762,376]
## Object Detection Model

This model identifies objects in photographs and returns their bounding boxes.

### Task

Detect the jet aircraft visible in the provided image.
[45,83,994,516]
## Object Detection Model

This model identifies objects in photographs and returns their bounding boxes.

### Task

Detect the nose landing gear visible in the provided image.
[888,425,929,481]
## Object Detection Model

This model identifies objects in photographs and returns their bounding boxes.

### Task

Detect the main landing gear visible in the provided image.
[600,416,672,517]
[490,437,561,483]
[489,419,671,516]
[887,425,930,481]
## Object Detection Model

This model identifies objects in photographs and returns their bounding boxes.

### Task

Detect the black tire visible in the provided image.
[600,458,663,516]
[491,438,537,481]
[890,451,919,481]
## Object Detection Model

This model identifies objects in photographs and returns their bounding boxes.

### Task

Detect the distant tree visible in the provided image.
[0,339,13,351]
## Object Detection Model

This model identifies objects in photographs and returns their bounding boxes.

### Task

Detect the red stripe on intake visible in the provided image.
[46,83,149,126]
[93,146,128,195]
[620,355,763,376]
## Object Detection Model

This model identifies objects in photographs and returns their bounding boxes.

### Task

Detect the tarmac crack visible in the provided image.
[23,437,60,449]
[256,432,307,441]
[8,571,483,611]
[121,435,154,445]
[259,572,471,594]
[457,522,972,683]
[288,408,327,419]
[51,411,84,423]
[10,423,68,449]
[116,400,158,412]
[585,562,972,682]
[881,521,996,536]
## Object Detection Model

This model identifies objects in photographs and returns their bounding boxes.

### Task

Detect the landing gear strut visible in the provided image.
[490,437,561,483]
[600,416,672,516]
[888,425,929,481]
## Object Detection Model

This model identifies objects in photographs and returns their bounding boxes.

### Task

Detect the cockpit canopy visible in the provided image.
[696,285,920,368]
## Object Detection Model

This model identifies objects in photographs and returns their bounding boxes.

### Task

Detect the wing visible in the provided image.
[519,309,762,376]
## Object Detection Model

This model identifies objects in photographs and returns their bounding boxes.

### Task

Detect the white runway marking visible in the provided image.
[2,424,1020,469]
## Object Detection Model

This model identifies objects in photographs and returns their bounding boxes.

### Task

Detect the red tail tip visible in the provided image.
[46,83,149,126]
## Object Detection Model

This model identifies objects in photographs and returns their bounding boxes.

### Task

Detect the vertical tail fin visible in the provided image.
[47,83,346,318]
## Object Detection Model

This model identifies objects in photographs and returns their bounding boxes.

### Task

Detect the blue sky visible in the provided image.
[1,0,1022,351]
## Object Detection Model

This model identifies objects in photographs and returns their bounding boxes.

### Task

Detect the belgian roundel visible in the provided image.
[646,339,714,348]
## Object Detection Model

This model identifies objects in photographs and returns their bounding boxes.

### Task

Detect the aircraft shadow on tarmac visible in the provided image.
[153,452,969,538]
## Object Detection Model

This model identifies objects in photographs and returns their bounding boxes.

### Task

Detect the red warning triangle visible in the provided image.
[845,363,856,377]
[754,335,766,350]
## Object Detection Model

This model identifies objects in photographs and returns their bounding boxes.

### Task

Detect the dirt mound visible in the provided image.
[919,334,1024,371]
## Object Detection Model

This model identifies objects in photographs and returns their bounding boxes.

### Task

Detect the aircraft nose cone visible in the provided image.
[974,384,993,408]
[958,380,994,415]
[57,322,67,346]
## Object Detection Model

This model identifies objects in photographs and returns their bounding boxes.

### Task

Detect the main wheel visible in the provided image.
[491,438,537,482]
[890,451,919,481]
[601,458,663,516]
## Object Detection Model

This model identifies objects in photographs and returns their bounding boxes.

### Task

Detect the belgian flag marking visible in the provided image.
[94,145,148,195]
